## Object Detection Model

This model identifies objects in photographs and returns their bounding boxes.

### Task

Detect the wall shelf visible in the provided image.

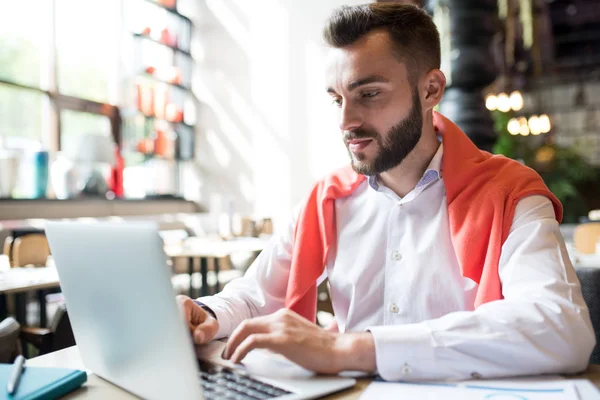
[135,114,194,130]
[123,0,196,196]
[137,72,191,91]
[131,32,192,58]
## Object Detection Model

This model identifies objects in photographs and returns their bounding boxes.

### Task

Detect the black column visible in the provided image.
[426,0,499,151]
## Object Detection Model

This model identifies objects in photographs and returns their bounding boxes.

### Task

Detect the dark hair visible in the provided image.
[323,3,440,83]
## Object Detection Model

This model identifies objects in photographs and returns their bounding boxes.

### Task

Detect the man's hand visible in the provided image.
[223,309,376,374]
[176,295,219,344]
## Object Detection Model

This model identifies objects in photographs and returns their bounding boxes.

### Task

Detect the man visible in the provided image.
[177,4,595,381]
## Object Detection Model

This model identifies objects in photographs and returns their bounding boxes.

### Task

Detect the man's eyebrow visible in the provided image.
[348,75,389,91]
[326,75,390,94]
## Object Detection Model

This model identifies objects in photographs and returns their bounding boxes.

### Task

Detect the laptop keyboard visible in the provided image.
[198,359,293,399]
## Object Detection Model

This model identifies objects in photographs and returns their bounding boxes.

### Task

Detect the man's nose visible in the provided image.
[339,103,362,132]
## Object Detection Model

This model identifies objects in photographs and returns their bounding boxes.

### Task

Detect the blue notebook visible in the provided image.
[0,364,87,400]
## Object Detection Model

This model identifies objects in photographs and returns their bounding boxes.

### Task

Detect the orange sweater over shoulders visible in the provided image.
[285,112,562,322]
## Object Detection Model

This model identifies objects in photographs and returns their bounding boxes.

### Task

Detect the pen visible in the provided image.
[6,355,25,395]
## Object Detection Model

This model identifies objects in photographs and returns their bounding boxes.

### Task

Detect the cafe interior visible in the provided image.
[0,0,600,364]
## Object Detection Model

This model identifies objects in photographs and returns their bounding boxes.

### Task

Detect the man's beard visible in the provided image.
[345,90,423,176]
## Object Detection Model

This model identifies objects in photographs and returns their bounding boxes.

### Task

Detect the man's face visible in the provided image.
[325,30,423,175]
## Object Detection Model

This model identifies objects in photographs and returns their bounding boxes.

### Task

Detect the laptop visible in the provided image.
[45,221,356,400]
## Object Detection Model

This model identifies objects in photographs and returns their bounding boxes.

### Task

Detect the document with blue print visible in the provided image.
[359,378,595,400]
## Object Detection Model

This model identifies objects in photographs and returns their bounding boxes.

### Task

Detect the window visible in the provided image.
[0,0,195,199]
[55,0,120,103]
[0,0,120,153]
[0,84,44,143]
[0,0,49,88]
[60,111,111,150]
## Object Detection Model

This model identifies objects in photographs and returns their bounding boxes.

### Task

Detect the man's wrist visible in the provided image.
[192,300,217,320]
[333,332,376,372]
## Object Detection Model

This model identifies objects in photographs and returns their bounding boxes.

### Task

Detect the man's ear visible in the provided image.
[421,69,446,112]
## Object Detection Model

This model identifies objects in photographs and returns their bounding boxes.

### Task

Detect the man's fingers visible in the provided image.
[229,333,280,364]
[176,296,196,329]
[224,319,271,359]
[193,317,219,344]
[176,296,210,332]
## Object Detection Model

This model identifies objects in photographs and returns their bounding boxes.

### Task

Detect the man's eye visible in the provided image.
[332,98,343,107]
[362,91,379,98]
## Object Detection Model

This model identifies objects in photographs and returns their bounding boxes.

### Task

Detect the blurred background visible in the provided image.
[1,0,599,227]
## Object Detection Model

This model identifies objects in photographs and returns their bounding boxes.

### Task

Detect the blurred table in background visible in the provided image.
[166,236,270,297]
[0,264,60,326]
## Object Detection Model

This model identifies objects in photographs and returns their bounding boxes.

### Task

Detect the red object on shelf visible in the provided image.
[145,65,156,75]
[165,104,177,122]
[160,28,175,47]
[142,27,151,36]
[166,66,181,85]
[111,147,125,197]
[175,108,184,123]
[165,104,184,123]
[137,138,154,154]
[154,129,167,156]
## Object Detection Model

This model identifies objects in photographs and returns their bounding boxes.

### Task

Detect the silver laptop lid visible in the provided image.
[45,221,203,400]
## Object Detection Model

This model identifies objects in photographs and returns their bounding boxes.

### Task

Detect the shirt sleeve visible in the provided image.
[195,209,298,339]
[367,195,596,381]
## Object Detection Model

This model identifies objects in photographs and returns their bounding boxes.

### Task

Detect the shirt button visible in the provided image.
[402,364,412,376]
[390,303,399,314]
[391,251,402,261]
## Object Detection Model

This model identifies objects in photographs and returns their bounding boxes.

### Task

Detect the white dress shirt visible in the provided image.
[199,144,595,381]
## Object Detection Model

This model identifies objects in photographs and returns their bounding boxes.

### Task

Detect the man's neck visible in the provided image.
[378,117,440,198]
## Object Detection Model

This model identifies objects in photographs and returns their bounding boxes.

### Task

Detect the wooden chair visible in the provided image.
[574,223,600,255]
[12,233,63,333]
[3,235,13,265]
[12,233,51,267]
[20,303,76,356]
[0,317,21,363]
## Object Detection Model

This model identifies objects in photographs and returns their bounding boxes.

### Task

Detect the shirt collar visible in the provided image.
[368,142,444,191]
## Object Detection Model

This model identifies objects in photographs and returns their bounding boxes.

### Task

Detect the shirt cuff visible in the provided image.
[367,323,436,381]
[192,300,217,320]
[196,296,235,339]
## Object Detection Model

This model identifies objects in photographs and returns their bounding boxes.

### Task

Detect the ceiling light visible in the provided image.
[509,91,524,111]
[486,94,498,111]
[497,93,511,113]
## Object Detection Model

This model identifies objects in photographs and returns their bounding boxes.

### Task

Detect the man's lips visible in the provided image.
[347,138,373,152]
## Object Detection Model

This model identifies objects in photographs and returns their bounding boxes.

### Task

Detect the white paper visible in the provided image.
[360,380,584,400]
[572,379,600,399]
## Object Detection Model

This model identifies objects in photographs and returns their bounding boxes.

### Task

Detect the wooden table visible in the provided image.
[27,346,600,399]
[0,266,60,326]
[165,237,269,297]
